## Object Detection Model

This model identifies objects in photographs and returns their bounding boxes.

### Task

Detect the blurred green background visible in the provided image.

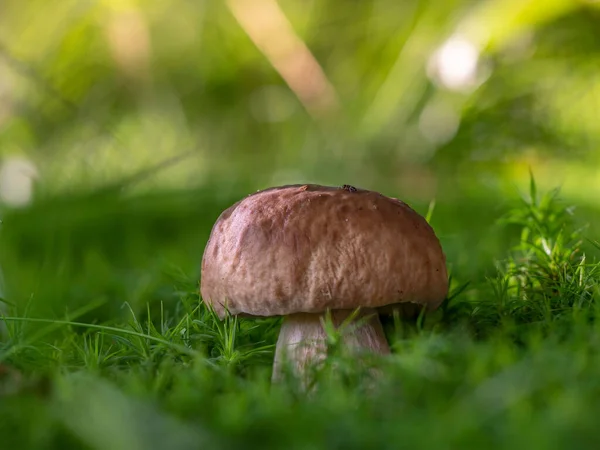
[1,0,598,189]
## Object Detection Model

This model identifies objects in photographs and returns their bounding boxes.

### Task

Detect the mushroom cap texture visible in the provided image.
[200,184,448,318]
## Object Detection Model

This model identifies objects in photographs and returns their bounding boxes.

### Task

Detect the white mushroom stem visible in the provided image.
[272,308,390,383]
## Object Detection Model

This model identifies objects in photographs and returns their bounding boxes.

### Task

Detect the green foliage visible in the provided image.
[500,177,594,310]
[0,179,599,449]
[439,174,598,335]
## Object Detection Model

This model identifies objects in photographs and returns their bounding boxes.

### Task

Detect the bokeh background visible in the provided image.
[0,0,599,318]
[2,3,600,449]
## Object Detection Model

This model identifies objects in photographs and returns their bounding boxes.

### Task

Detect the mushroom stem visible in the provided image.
[272,308,390,383]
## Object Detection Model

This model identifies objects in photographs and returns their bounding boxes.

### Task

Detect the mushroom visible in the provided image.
[200,184,448,382]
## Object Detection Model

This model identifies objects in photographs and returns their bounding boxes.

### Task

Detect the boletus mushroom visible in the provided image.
[200,184,448,382]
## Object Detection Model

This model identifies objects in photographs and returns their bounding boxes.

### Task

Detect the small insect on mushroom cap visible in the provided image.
[200,183,448,319]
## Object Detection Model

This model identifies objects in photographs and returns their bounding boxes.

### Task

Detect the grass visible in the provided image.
[1,176,600,450]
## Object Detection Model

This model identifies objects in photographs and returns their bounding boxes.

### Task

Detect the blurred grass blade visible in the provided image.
[55,373,213,450]
[459,0,579,51]
[226,0,339,119]
[529,169,537,206]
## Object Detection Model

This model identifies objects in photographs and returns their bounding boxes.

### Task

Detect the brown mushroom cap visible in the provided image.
[200,184,448,318]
